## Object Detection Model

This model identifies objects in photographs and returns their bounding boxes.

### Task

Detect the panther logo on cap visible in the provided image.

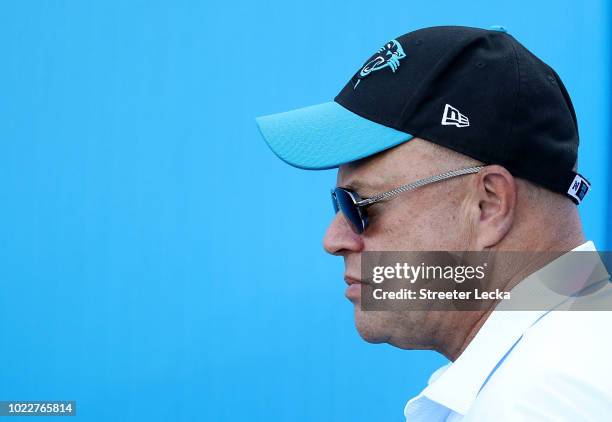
[353,39,406,89]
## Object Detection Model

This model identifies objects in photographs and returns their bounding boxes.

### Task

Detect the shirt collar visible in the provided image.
[409,241,599,416]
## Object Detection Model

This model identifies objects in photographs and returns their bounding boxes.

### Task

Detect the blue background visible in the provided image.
[0,1,609,421]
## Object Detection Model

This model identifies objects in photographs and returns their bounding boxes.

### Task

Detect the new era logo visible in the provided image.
[441,104,470,128]
[567,174,591,204]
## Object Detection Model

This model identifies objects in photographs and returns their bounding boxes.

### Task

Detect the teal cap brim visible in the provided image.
[255,101,414,169]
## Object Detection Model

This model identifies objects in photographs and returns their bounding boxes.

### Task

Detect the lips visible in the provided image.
[344,275,361,286]
[344,275,362,301]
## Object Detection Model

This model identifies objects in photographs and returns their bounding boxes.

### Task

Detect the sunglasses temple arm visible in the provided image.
[356,166,484,207]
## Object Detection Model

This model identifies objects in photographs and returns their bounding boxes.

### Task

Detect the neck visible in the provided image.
[434,310,493,361]
[437,229,586,361]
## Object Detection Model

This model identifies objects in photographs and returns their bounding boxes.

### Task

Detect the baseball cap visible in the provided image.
[255,25,590,204]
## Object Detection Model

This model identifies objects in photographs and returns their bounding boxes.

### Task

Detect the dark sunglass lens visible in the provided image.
[334,188,365,233]
[331,191,340,213]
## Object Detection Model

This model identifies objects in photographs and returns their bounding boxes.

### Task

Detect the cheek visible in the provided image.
[369,197,467,250]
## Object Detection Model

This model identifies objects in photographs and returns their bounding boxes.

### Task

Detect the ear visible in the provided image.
[467,165,517,250]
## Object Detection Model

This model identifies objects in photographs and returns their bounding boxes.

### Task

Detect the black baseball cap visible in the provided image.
[255,25,590,204]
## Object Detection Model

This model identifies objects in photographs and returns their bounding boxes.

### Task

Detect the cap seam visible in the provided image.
[505,35,522,156]
[334,98,407,133]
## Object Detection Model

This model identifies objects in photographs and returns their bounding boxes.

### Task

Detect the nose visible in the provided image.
[323,212,364,256]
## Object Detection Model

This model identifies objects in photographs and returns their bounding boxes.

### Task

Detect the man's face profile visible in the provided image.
[322,138,482,348]
[321,136,542,357]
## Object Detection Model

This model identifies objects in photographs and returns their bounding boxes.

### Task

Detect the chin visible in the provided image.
[354,309,391,344]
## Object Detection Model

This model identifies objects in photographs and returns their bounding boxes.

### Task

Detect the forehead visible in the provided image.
[337,138,433,191]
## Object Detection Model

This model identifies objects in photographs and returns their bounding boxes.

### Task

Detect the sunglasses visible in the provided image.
[331,166,484,234]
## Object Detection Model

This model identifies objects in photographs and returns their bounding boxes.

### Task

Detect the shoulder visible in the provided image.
[465,311,612,420]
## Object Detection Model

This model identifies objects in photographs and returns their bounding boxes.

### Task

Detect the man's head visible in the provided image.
[322,137,584,350]
[256,25,589,358]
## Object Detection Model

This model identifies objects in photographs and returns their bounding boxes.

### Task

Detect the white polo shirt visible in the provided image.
[404,241,612,421]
